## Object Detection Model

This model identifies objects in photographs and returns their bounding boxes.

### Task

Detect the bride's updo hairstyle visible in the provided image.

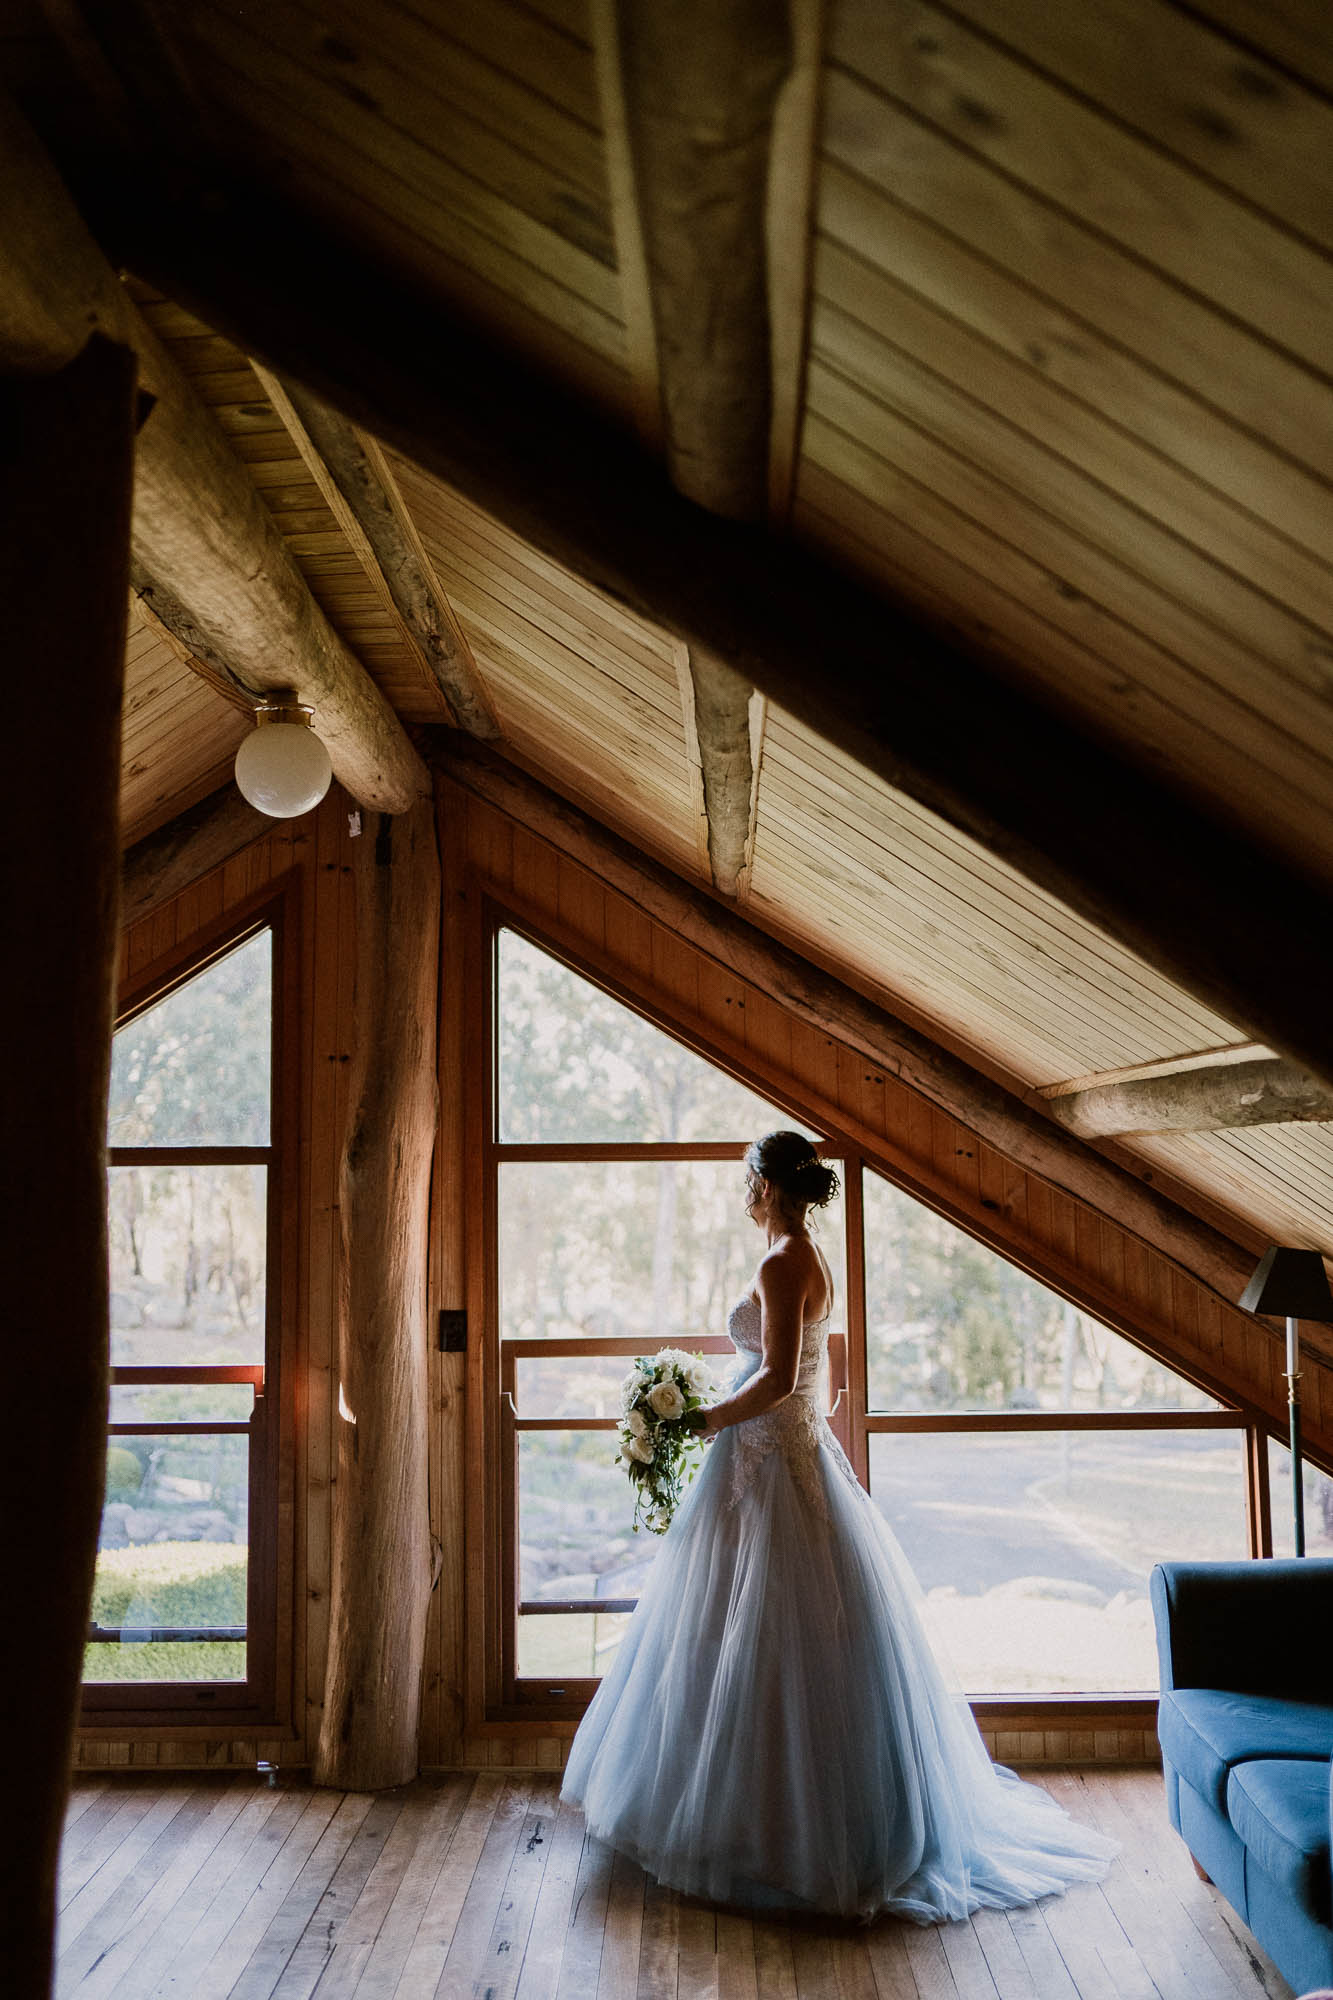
[744,1130,840,1211]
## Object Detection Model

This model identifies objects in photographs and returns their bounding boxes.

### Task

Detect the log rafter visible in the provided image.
[603,0,793,522]
[120,783,271,923]
[0,93,427,813]
[251,367,500,740]
[686,648,759,896]
[1047,1057,1333,1139]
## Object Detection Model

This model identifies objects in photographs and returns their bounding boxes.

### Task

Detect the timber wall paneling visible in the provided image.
[423,773,1311,1771]
[76,794,358,1772]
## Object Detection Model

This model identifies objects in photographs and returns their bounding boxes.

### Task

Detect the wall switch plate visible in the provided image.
[438,1309,467,1353]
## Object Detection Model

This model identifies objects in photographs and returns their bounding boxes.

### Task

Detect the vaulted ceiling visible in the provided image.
[5,0,1332,1268]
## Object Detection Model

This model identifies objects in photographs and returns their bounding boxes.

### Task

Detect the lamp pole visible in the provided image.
[1287,1314,1305,1558]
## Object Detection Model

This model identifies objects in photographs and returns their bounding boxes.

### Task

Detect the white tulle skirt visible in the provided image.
[560,1410,1116,1921]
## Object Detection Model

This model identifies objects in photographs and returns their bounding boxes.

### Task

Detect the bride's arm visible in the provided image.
[696,1254,805,1435]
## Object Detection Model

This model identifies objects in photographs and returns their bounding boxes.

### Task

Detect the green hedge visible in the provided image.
[84,1640,246,1683]
[91,1540,246,1629]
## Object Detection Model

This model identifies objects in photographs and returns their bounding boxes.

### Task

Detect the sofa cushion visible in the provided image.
[1158,1689,1333,1813]
[1227,1759,1332,1926]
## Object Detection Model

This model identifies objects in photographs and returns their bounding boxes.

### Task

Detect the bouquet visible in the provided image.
[617,1347,720,1535]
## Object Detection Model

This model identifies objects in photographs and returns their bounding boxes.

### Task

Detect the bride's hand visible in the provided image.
[688,1407,715,1437]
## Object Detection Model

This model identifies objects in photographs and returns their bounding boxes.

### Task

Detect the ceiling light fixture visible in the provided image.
[234,693,333,818]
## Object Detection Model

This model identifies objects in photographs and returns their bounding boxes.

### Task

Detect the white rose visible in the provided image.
[625,1408,649,1439]
[628,1435,655,1463]
[647,1379,685,1421]
[683,1357,715,1395]
[620,1363,652,1410]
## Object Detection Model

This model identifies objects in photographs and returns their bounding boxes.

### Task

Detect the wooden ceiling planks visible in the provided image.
[119,606,249,845]
[394,461,705,876]
[801,0,1333,888]
[167,0,631,417]
[1130,1126,1333,1261]
[748,710,1241,1083]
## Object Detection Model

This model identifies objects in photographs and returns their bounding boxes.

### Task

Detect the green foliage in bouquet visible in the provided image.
[617,1348,720,1534]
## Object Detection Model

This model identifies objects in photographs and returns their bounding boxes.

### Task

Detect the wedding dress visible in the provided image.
[560,1293,1116,1920]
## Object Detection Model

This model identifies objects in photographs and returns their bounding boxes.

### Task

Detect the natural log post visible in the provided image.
[125,187,1333,1088]
[429,734,1269,1317]
[688,649,757,894]
[1048,1057,1333,1138]
[120,784,271,924]
[611,0,792,518]
[316,800,440,1790]
[250,367,500,740]
[0,90,427,813]
[0,338,136,1998]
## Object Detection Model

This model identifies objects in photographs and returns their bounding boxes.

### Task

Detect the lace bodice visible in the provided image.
[722,1292,855,1518]
[725,1291,829,1394]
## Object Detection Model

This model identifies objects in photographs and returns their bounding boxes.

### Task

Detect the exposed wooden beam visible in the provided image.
[427,734,1272,1310]
[1,336,135,2000]
[1048,1057,1333,1139]
[1039,1042,1274,1098]
[605,0,793,519]
[95,176,1333,1089]
[0,91,427,813]
[765,0,825,523]
[120,782,270,923]
[251,366,500,741]
[686,648,757,895]
[317,800,439,1790]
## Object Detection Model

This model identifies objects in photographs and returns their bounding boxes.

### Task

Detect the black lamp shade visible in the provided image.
[1239,1247,1333,1323]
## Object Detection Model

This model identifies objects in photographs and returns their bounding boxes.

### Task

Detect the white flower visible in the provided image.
[682,1357,715,1396]
[647,1379,685,1421]
[620,1362,652,1409]
[624,1408,649,1439]
[627,1435,654,1464]
[649,1508,671,1533]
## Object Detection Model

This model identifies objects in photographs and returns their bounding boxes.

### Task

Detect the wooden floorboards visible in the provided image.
[56,1766,1294,1999]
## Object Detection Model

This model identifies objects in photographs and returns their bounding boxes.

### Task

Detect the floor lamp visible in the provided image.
[1239,1248,1333,1556]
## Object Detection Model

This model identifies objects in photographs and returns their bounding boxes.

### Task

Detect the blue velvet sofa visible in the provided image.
[1152,1559,1333,1996]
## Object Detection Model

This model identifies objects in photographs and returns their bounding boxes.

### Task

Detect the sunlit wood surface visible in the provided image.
[56,1765,1292,1999]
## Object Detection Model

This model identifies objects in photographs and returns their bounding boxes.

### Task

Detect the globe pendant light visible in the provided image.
[234,695,333,818]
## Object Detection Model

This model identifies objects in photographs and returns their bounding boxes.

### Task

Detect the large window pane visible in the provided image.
[109,930,271,1146]
[88,1432,248,1684]
[497,928,803,1143]
[868,1429,1247,1692]
[109,1165,266,1366]
[864,1169,1217,1414]
[500,1160,844,1346]
[1269,1441,1333,1558]
[518,1611,630,1681]
[518,1431,655,1679]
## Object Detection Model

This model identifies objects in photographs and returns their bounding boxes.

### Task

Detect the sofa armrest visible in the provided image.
[1152,1560,1333,1696]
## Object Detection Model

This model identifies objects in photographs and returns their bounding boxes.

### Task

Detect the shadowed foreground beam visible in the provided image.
[316,800,440,1790]
[0,337,136,2000]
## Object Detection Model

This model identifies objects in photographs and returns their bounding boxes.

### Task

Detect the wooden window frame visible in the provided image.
[81,874,302,1733]
[464,883,1279,1736]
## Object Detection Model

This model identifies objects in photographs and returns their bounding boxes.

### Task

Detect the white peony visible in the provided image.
[625,1408,649,1439]
[647,1379,686,1421]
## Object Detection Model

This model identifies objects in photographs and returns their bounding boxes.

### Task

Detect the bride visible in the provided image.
[560,1130,1116,1920]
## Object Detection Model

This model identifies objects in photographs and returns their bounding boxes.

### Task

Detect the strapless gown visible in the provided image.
[560,1294,1116,1920]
